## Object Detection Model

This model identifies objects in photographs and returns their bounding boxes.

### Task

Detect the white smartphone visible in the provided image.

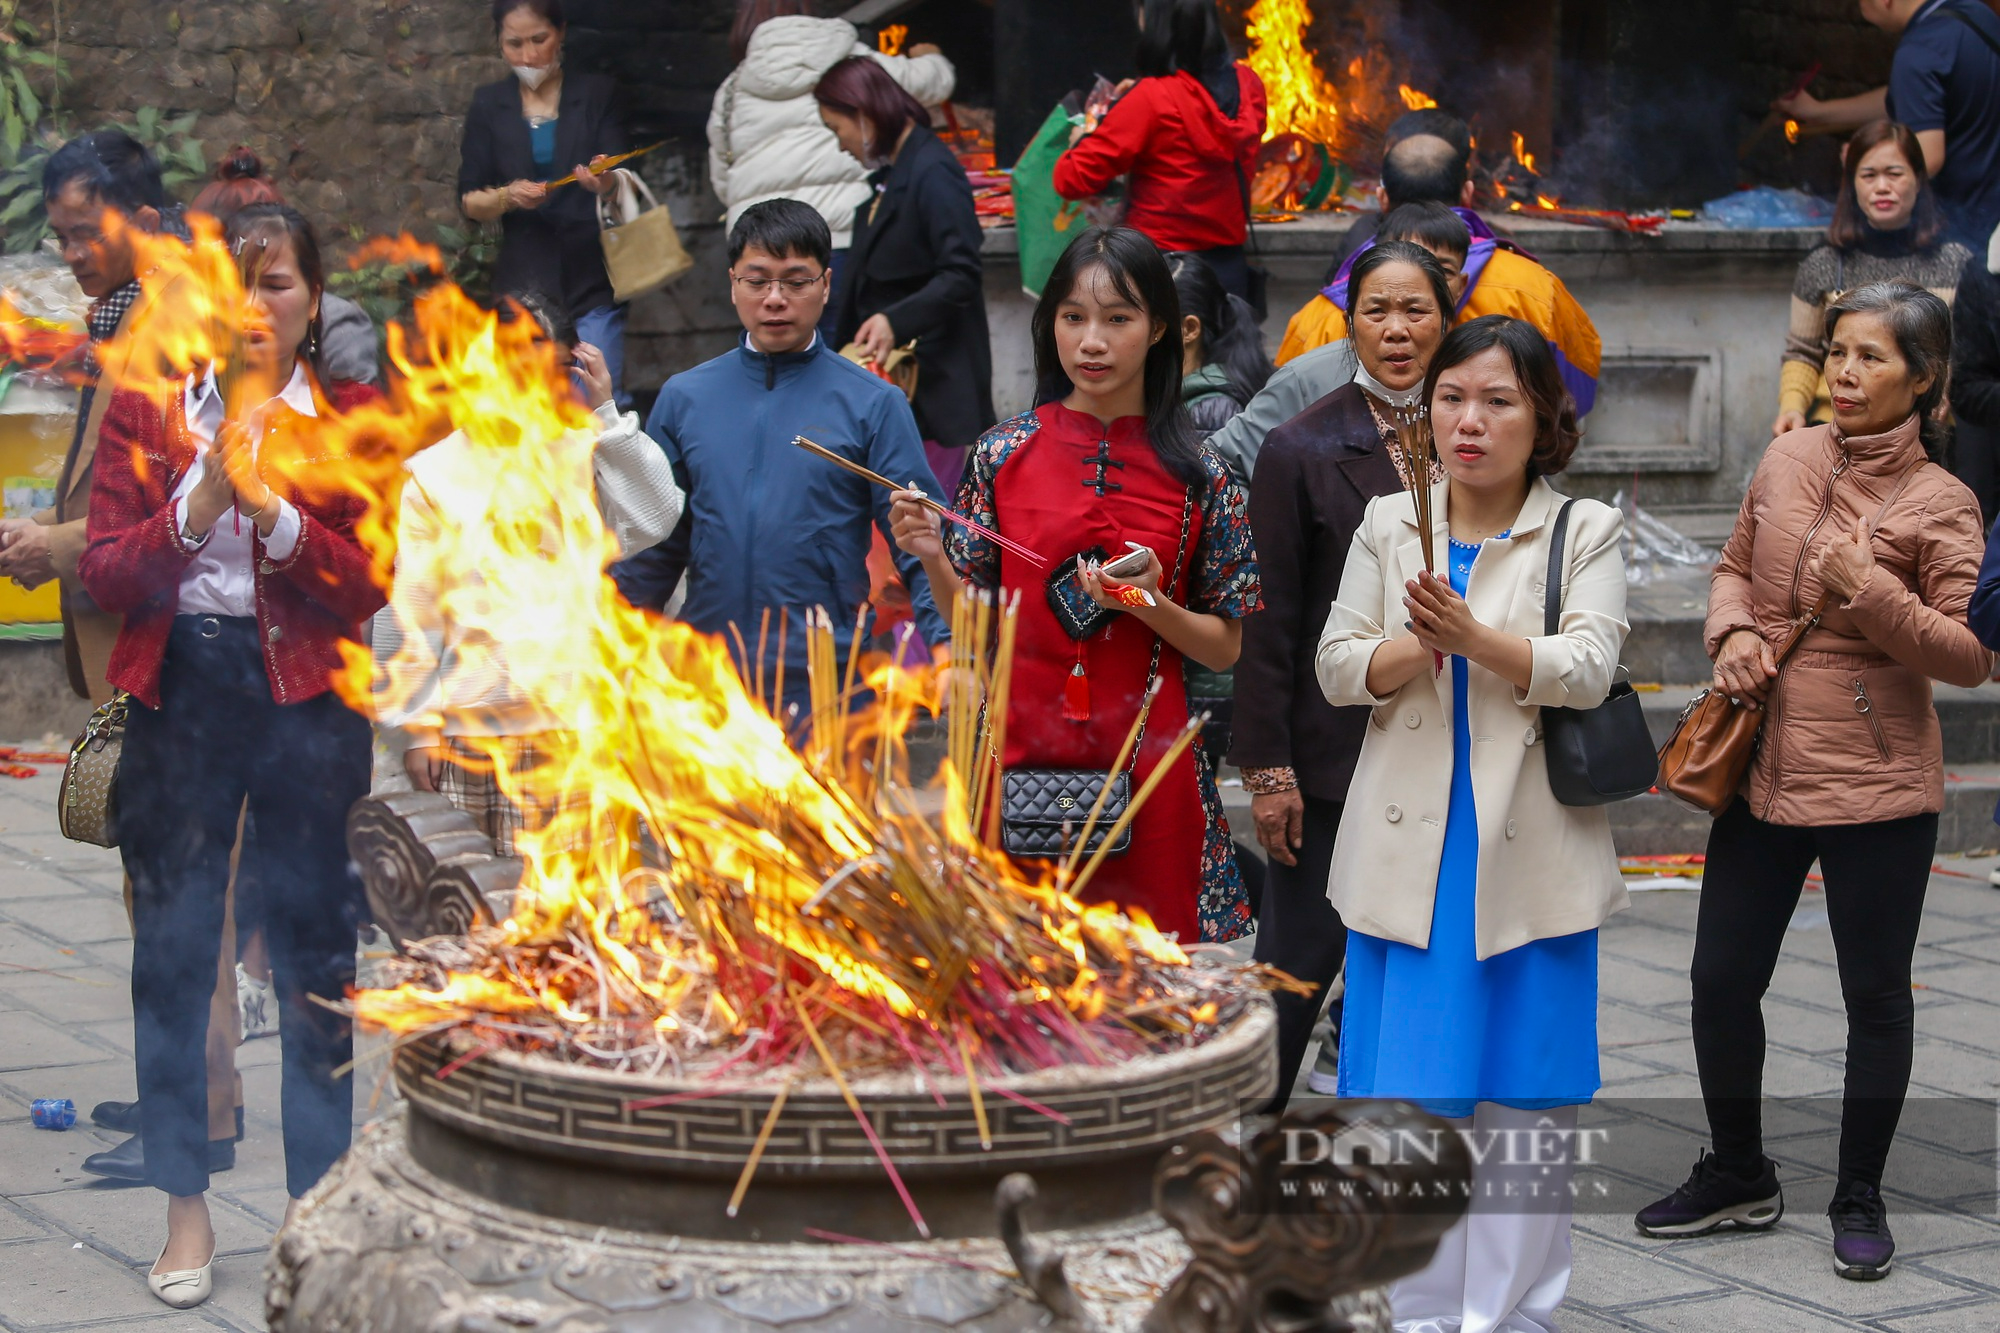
[1099,545,1152,578]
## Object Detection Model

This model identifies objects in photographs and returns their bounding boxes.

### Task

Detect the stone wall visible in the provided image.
[31,0,746,400]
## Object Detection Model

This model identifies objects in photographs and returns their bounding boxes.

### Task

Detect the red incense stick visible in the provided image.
[791,434,1050,570]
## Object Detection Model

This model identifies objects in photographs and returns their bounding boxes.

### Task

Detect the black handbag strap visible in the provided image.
[1544,497,1576,638]
[1126,485,1197,767]
[1947,2,2000,61]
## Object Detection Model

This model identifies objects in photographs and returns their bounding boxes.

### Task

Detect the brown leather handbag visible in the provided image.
[1655,612,1818,815]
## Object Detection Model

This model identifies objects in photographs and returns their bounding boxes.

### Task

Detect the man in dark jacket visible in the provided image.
[612,199,951,716]
[1952,235,2000,525]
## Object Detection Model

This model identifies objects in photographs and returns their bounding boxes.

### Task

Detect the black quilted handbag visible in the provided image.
[1000,770,1132,857]
[998,491,1192,860]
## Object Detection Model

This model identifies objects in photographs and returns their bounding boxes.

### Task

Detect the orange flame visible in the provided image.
[65,218,1228,1076]
[1398,84,1437,111]
[1245,0,1343,146]
[877,23,906,56]
[1511,131,1538,176]
[1783,118,1800,146]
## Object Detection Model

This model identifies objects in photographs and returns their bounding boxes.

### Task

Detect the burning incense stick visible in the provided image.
[545,141,666,189]
[790,435,1050,570]
[726,1081,790,1217]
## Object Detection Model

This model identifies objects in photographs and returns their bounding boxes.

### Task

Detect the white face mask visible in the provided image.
[513,57,558,91]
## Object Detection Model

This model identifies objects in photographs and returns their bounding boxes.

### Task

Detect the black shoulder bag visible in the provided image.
[1001,489,1195,858]
[1540,499,1659,806]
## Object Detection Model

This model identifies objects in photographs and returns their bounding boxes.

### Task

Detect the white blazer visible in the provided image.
[706,17,957,248]
[1315,478,1630,959]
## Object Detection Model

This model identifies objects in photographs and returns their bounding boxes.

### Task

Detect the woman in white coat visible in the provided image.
[1316,315,1629,1333]
[709,4,955,313]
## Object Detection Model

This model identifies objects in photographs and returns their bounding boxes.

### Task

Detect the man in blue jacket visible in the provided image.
[613,199,951,718]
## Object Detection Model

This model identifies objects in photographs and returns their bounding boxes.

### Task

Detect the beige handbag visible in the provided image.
[598,170,692,303]
[58,691,128,847]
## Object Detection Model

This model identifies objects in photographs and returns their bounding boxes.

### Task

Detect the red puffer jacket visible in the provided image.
[78,377,386,709]
[1053,65,1267,252]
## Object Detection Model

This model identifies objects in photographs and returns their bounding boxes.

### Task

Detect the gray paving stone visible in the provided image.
[1874,1300,2000,1332]
[1566,1232,1729,1308]
[1662,1224,1984,1317]
[0,1240,167,1325]
[1614,1289,1872,1331]
[1,898,132,947]
[27,1190,277,1270]
[0,1014,118,1074]
[0,969,136,1026]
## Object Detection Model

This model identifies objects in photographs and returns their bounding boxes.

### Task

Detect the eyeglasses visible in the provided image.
[731,272,827,296]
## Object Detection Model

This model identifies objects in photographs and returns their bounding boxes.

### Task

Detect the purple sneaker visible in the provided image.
[1828,1181,1894,1280]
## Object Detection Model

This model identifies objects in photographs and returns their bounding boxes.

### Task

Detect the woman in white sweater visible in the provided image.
[708,8,955,253]
[374,294,684,855]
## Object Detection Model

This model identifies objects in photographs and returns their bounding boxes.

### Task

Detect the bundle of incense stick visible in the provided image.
[1390,403,1439,575]
[790,434,1050,570]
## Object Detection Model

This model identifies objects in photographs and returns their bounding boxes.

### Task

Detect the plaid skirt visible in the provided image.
[436,734,588,858]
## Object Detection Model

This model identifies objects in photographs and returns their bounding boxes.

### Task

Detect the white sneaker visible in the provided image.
[1305,1019,1340,1095]
[237,963,278,1040]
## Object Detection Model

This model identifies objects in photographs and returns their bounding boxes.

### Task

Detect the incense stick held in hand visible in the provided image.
[790,435,1050,570]
[1391,404,1445,676]
[545,141,666,188]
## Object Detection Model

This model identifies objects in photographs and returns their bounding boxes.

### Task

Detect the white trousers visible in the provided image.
[1389,1103,1577,1333]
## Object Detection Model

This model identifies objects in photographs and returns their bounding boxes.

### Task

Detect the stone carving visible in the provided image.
[347,792,520,946]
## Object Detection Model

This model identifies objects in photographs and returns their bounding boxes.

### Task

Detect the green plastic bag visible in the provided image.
[1010,104,1088,300]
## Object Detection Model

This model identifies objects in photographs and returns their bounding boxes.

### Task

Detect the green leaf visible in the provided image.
[0,187,40,221]
[12,68,36,122]
[135,105,157,137]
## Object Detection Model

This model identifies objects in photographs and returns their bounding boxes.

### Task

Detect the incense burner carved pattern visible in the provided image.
[265,794,1471,1331]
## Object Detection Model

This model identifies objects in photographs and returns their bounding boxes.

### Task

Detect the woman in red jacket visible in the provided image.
[78,204,383,1310]
[1053,0,1267,303]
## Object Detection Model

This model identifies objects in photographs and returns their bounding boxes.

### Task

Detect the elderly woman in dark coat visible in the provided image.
[815,55,993,496]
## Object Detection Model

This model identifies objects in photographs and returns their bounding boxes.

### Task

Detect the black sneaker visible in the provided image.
[1828,1181,1894,1280]
[1636,1152,1784,1237]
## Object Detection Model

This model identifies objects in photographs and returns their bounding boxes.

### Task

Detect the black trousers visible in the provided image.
[1250,794,1346,1112]
[122,616,371,1198]
[1690,798,1936,1189]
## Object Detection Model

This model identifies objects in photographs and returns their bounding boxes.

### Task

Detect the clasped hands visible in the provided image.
[184,419,281,541]
[1714,517,1876,706]
[1402,568,1489,659]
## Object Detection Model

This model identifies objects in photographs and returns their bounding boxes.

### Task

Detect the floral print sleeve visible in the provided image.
[1188,448,1262,618]
[944,411,1039,592]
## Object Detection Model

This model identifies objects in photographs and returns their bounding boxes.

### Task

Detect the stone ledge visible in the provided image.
[979,213,1825,259]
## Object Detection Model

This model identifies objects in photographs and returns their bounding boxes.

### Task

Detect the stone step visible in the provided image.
[1219,762,2000,861]
[1609,768,2000,858]
[1639,682,2000,764]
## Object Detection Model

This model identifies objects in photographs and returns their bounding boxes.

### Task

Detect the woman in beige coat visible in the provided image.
[1317,315,1629,1331]
[1636,282,1990,1282]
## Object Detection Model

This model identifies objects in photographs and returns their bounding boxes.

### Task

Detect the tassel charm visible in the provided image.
[1063,646,1091,722]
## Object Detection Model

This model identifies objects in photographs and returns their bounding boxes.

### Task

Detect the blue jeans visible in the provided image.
[574,304,630,410]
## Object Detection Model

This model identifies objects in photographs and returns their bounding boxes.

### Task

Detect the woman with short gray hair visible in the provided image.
[1637,281,1991,1281]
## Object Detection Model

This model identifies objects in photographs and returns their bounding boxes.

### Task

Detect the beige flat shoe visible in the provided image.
[146,1240,214,1309]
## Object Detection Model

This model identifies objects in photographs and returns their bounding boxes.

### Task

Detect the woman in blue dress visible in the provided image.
[1316,315,1631,1332]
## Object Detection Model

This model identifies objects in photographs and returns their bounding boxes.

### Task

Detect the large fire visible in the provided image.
[76,224,1280,1133]
[1243,0,1436,203]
